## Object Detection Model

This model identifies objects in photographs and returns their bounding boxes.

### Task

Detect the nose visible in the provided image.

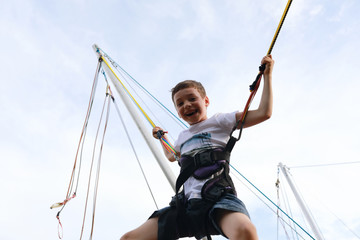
[184,100,191,108]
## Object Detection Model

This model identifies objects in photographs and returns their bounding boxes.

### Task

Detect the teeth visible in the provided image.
[186,110,196,116]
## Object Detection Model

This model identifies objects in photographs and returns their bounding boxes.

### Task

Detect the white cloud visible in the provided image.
[309,4,324,16]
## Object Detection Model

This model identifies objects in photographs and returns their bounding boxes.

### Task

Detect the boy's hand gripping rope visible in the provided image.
[157,130,177,155]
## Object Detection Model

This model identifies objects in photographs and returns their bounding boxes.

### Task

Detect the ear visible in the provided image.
[204,96,210,107]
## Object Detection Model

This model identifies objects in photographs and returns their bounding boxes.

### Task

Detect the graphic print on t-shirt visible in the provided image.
[180,132,212,153]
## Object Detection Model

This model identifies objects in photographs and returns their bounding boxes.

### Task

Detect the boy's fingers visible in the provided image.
[156,130,164,139]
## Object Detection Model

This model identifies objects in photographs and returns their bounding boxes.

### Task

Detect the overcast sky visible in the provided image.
[1,0,360,239]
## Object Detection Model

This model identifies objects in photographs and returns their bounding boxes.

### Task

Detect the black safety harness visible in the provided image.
[171,149,235,240]
[175,150,231,198]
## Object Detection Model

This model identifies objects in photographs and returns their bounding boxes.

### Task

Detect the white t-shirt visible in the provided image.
[174,112,237,199]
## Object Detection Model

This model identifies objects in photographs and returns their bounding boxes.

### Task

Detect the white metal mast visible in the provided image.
[278,162,324,240]
[92,44,176,191]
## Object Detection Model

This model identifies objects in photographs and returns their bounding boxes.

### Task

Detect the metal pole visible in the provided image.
[278,162,323,240]
[93,44,176,191]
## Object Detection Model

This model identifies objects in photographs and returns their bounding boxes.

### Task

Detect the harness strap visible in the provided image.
[172,150,234,239]
[175,151,230,194]
[224,135,238,154]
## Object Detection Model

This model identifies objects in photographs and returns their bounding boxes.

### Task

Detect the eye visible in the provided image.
[189,97,196,102]
[177,102,184,107]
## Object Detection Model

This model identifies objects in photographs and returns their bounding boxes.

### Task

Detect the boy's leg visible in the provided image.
[120,217,158,240]
[215,209,258,240]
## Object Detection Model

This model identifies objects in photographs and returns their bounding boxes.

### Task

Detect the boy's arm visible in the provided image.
[236,55,274,128]
[152,127,178,162]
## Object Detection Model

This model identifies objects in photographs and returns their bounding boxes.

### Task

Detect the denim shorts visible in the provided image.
[149,193,250,239]
[209,193,250,237]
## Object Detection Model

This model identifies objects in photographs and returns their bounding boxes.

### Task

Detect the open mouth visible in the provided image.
[185,110,197,117]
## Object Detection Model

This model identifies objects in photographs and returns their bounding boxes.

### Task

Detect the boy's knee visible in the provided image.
[233,221,258,240]
[120,232,132,240]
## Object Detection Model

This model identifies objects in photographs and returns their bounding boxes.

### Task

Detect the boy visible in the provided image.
[120,55,274,240]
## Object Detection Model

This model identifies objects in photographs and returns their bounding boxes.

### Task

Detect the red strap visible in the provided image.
[56,213,63,239]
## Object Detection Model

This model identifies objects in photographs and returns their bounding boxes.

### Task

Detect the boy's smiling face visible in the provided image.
[173,87,209,125]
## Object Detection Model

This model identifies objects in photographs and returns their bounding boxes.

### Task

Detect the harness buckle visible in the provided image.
[194,151,214,167]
